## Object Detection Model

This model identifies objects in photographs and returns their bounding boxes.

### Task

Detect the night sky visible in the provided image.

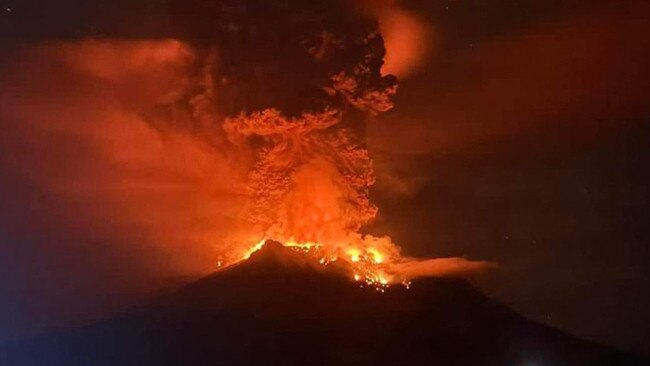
[1,0,649,354]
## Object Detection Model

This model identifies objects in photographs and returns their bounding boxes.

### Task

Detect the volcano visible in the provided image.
[2,241,646,366]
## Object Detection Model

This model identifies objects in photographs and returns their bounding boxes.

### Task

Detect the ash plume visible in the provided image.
[162,0,402,256]
[159,0,490,277]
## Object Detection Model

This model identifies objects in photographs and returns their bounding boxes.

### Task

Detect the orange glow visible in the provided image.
[241,239,396,288]
[236,237,494,289]
[0,40,242,276]
[367,247,384,264]
[347,248,362,263]
[377,6,434,78]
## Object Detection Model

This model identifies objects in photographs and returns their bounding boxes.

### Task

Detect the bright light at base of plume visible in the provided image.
[239,239,406,291]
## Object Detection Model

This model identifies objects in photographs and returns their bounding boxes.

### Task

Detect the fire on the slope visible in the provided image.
[231,237,492,291]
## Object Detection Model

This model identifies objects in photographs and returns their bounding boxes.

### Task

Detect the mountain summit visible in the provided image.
[2,241,646,365]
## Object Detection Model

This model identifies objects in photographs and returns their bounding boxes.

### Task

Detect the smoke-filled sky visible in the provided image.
[1,0,649,354]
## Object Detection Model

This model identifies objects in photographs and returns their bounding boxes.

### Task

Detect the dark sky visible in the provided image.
[1,0,649,354]
[367,0,650,353]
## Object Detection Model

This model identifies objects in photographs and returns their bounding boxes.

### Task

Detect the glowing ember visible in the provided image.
[230,235,495,290]
[239,239,399,289]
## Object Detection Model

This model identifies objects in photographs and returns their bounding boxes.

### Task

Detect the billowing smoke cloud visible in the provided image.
[218,32,396,256]
[166,1,391,253]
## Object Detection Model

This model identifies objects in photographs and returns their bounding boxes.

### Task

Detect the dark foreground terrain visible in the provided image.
[2,242,646,365]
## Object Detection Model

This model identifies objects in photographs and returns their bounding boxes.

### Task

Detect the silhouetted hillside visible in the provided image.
[2,241,646,365]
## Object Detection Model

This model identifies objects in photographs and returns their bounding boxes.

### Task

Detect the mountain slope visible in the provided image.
[2,241,646,366]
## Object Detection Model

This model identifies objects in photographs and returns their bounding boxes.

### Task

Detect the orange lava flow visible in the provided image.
[232,237,496,291]
[241,239,400,290]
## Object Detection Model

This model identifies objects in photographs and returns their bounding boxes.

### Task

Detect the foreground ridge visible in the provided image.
[2,244,647,366]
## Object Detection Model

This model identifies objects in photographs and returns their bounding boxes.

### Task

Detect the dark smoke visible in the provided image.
[166,0,395,116]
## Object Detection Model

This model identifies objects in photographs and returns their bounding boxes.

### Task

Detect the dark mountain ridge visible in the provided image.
[2,241,646,365]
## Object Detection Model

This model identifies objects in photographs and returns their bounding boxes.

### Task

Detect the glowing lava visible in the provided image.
[241,239,394,289]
